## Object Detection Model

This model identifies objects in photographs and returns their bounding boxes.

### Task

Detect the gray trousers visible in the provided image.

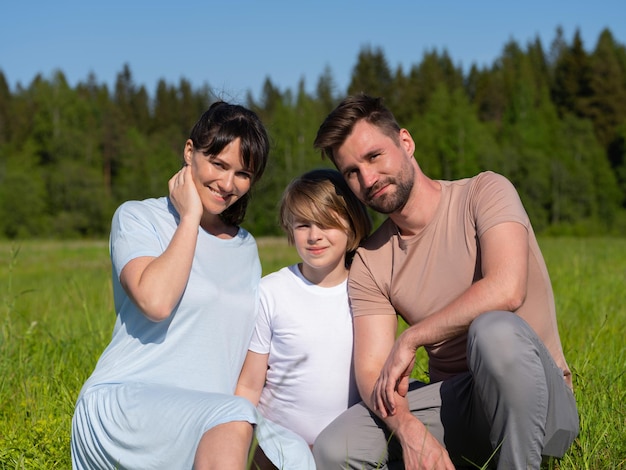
[312,311,579,469]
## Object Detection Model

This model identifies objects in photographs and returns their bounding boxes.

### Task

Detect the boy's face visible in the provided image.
[291,217,350,285]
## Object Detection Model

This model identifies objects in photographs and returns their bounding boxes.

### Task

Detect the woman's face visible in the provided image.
[184,138,253,217]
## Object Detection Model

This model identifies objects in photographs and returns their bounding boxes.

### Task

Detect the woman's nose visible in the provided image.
[218,171,235,192]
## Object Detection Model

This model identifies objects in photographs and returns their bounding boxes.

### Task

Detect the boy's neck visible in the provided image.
[298,262,348,288]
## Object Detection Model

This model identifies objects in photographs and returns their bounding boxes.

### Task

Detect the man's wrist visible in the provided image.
[383,404,421,437]
[399,325,420,353]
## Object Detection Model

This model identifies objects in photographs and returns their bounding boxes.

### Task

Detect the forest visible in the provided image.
[1,26,625,238]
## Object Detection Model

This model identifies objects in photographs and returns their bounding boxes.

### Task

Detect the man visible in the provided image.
[311,94,578,469]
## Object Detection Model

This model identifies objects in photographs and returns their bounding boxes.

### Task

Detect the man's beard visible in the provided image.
[365,166,415,214]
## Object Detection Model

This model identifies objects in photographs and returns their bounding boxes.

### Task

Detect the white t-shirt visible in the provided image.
[249,264,360,445]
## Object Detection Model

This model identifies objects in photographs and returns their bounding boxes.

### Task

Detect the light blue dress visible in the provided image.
[71,197,313,469]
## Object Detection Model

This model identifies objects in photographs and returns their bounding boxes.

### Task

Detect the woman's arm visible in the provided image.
[119,166,203,321]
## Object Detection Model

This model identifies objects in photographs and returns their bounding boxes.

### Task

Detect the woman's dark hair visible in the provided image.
[188,101,270,226]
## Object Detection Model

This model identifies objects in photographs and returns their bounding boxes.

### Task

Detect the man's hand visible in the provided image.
[372,329,417,417]
[396,416,455,470]
[352,315,453,469]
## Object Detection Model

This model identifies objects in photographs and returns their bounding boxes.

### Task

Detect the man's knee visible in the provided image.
[468,311,521,343]
[467,311,543,387]
[467,311,539,377]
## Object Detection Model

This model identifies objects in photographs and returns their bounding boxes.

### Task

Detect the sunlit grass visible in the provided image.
[0,237,624,468]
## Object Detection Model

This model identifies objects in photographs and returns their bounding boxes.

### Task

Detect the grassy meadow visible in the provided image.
[0,237,624,469]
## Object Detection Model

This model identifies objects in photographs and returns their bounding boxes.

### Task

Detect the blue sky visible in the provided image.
[1,0,624,102]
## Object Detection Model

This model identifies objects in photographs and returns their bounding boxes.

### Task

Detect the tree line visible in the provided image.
[1,26,625,239]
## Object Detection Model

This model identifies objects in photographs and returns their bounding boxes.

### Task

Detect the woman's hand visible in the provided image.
[168,165,203,225]
[119,165,203,321]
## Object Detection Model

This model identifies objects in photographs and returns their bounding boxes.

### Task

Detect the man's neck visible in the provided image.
[391,175,441,237]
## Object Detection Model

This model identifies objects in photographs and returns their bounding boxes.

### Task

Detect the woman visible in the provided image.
[71,102,312,469]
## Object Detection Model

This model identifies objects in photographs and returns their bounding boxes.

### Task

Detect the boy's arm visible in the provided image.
[236,350,269,406]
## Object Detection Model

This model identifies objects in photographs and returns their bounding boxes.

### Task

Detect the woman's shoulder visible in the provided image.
[110,198,176,242]
[113,197,171,224]
[115,197,168,216]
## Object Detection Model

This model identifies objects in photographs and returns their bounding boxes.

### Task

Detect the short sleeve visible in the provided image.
[247,284,273,353]
[471,172,530,238]
[348,248,397,318]
[109,201,166,279]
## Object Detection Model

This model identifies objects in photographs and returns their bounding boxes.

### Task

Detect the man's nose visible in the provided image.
[359,166,378,189]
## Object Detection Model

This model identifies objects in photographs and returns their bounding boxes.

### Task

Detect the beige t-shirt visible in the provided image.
[349,171,571,385]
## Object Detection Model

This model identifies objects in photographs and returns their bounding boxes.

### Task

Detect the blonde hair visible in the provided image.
[279,169,371,264]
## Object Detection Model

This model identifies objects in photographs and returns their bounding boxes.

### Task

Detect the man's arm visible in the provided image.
[353,314,454,469]
[374,221,529,415]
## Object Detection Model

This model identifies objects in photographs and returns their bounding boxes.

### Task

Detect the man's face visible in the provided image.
[334,120,415,214]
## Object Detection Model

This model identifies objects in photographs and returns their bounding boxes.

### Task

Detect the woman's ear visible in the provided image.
[183,139,194,165]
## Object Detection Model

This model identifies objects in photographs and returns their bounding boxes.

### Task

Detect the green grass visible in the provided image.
[0,237,624,469]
